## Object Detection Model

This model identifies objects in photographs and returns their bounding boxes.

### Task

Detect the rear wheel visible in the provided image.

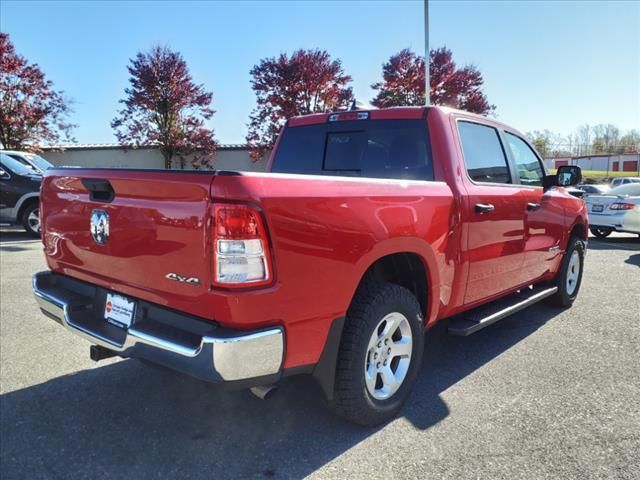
[590,227,612,238]
[21,203,41,238]
[330,281,424,426]
[548,236,585,307]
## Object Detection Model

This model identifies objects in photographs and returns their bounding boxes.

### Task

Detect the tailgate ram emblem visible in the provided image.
[90,209,109,245]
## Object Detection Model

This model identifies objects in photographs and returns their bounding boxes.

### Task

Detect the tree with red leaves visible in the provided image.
[112,46,217,169]
[247,49,354,160]
[0,33,75,150]
[371,47,495,115]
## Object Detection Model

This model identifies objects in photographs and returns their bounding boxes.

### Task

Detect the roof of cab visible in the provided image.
[286,105,527,139]
[287,105,499,126]
[287,106,428,127]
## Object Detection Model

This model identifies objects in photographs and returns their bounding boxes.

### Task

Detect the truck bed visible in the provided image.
[40,168,455,367]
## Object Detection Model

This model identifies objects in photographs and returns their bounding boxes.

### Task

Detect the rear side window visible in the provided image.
[272,119,433,181]
[0,154,38,176]
[458,121,510,184]
[504,133,544,186]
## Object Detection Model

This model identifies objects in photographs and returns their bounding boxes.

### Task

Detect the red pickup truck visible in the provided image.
[33,106,588,426]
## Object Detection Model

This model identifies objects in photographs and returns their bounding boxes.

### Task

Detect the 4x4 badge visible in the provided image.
[165,273,201,286]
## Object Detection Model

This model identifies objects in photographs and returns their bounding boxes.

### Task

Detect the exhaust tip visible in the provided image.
[250,385,278,400]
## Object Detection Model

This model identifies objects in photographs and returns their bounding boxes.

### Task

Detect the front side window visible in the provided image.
[505,133,544,186]
[458,121,510,184]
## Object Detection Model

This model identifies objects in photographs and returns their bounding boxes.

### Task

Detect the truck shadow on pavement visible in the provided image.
[625,253,640,267]
[0,305,562,479]
[587,236,640,252]
[0,229,39,251]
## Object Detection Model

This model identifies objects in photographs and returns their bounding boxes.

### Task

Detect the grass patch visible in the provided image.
[548,169,639,183]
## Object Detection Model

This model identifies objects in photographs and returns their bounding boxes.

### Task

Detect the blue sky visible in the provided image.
[1,0,638,145]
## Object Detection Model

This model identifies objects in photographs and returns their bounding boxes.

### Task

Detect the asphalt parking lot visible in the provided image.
[1,228,639,479]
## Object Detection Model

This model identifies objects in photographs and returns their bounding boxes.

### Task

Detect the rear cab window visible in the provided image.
[457,121,511,184]
[272,119,433,181]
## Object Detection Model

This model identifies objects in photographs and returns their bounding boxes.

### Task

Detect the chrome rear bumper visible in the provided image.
[33,271,284,384]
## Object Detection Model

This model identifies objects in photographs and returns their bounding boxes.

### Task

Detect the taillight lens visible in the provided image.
[609,202,635,210]
[213,204,272,287]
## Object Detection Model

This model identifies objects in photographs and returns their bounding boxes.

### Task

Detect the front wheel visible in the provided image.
[22,203,41,238]
[590,227,612,238]
[548,236,585,308]
[330,281,424,426]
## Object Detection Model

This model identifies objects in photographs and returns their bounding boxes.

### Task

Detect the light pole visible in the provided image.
[424,0,430,106]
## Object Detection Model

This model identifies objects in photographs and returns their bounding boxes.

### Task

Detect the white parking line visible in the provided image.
[0,240,41,246]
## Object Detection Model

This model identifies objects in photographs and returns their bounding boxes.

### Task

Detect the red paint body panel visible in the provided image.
[39,106,588,371]
[208,173,455,367]
[41,171,217,318]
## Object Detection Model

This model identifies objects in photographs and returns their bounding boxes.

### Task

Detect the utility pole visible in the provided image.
[424,0,430,106]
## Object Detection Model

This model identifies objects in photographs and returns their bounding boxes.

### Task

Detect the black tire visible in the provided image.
[21,203,41,238]
[330,281,425,426]
[590,227,612,238]
[548,236,585,308]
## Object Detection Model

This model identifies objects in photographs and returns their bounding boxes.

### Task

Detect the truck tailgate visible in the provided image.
[40,169,216,320]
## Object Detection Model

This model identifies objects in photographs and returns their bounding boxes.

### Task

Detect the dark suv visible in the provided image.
[0,152,42,237]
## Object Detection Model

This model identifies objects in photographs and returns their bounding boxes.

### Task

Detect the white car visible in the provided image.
[610,177,640,187]
[585,183,640,237]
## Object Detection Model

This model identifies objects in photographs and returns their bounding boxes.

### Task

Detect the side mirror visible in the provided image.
[0,168,8,179]
[557,165,582,186]
[543,165,582,190]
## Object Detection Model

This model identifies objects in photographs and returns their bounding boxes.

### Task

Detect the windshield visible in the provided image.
[24,154,53,171]
[0,153,40,176]
[581,184,610,193]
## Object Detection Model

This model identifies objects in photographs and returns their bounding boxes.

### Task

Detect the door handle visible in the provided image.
[475,203,495,213]
[527,202,541,211]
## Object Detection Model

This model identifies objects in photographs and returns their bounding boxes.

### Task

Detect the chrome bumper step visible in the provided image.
[448,285,558,336]
[32,271,284,383]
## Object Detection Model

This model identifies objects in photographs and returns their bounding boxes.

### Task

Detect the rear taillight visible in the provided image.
[609,202,635,210]
[213,204,272,287]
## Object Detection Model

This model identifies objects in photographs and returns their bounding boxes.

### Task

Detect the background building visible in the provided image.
[40,144,267,171]
[544,153,639,173]
[35,145,640,176]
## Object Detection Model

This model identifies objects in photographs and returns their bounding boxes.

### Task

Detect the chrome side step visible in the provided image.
[448,285,558,336]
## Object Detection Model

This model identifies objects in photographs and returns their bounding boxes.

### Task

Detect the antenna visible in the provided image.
[424,0,430,106]
[349,100,358,111]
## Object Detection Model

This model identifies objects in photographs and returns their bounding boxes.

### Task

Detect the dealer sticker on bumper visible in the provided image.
[104,293,135,328]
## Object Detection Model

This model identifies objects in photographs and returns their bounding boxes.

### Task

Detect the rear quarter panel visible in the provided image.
[210,173,456,368]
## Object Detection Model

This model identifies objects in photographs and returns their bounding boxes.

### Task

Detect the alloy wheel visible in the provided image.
[28,208,41,234]
[364,312,413,400]
[566,250,581,295]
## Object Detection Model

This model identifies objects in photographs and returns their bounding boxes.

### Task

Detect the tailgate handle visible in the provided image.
[82,179,115,203]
